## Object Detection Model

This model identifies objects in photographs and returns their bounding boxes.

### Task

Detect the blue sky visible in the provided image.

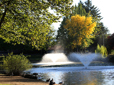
[53,0,114,34]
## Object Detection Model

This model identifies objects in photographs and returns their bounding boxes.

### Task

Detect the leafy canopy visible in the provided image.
[0,0,73,49]
[64,14,96,49]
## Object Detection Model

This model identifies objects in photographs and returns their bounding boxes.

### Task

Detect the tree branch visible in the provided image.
[0,0,11,29]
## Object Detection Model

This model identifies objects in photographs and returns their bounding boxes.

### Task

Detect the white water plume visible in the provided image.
[41,53,69,63]
[32,53,75,66]
[32,52,101,67]
[68,53,100,68]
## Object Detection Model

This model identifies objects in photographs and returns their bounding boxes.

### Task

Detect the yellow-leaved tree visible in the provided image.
[64,14,96,49]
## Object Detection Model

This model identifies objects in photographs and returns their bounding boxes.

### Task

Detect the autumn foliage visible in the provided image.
[64,14,96,49]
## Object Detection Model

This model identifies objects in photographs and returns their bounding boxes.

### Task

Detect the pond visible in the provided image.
[24,66,114,85]
[24,53,114,85]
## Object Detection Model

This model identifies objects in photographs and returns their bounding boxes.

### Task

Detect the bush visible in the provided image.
[3,53,32,75]
[95,44,108,57]
[111,50,114,55]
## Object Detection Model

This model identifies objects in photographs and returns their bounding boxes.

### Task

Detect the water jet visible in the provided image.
[32,53,76,66]
[24,52,114,85]
[68,53,100,68]
[32,52,100,68]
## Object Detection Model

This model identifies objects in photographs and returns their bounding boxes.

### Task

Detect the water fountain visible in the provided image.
[32,53,76,66]
[32,52,100,68]
[24,52,114,85]
[68,53,100,68]
[41,53,68,63]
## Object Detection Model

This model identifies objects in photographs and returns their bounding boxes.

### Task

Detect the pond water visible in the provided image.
[25,66,114,85]
[25,53,114,84]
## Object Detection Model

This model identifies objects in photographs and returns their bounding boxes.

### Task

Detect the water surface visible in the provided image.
[25,66,114,85]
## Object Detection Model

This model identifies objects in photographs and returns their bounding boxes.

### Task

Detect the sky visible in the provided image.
[53,0,114,34]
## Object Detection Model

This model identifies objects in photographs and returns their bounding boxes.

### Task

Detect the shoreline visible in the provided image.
[0,74,59,85]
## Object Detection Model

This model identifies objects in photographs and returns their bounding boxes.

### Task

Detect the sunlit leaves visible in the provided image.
[0,0,73,50]
[64,14,96,49]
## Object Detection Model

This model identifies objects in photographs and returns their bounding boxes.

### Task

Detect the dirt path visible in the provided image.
[0,74,59,85]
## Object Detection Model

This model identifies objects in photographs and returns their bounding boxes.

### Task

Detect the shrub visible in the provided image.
[95,44,108,57]
[3,53,32,75]
[111,50,114,55]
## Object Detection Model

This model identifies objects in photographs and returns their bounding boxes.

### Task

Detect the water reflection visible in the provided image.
[39,70,113,85]
[25,67,114,85]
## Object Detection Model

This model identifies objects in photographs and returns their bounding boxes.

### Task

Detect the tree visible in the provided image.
[82,0,102,20]
[80,0,104,37]
[72,3,87,16]
[44,26,57,50]
[0,0,73,50]
[64,14,96,50]
[57,17,72,52]
[95,22,108,45]
[80,0,109,51]
[89,22,109,49]
[57,3,91,52]
[0,38,36,53]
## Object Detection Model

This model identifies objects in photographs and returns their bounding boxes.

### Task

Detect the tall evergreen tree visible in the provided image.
[81,0,109,43]
[72,3,87,16]
[57,17,71,52]
[95,22,108,46]
[82,0,102,20]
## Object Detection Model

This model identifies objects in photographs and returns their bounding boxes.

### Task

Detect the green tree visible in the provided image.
[82,0,102,20]
[3,53,32,75]
[44,26,57,50]
[57,17,71,52]
[72,3,87,16]
[81,0,104,37]
[95,44,108,57]
[89,22,109,48]
[95,22,108,45]
[80,0,109,52]
[0,0,73,50]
